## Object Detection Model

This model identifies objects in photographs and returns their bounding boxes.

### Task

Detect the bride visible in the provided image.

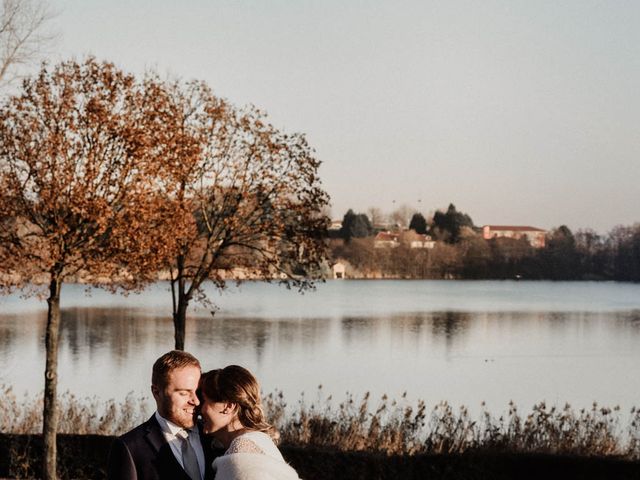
[199,365,301,480]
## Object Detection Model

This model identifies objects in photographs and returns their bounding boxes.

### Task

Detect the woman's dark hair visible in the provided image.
[199,365,275,437]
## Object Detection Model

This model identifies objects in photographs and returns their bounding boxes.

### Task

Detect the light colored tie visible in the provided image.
[176,429,201,480]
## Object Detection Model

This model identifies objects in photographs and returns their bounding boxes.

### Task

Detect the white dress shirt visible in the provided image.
[154,411,205,479]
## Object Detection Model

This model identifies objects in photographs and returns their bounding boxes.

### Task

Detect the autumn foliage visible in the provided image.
[142,76,329,349]
[0,60,185,290]
[0,58,329,478]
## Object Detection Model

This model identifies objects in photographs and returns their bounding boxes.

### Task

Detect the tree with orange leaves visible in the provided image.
[146,78,330,350]
[0,58,185,480]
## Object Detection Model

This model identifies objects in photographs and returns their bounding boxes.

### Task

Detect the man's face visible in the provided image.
[152,365,201,429]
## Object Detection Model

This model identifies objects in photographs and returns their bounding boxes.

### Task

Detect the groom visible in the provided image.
[107,350,217,480]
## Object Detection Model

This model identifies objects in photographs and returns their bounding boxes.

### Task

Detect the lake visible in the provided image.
[1,280,639,416]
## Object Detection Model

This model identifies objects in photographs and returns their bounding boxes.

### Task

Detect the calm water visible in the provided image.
[1,280,639,415]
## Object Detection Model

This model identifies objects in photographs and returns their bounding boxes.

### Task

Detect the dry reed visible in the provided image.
[0,385,149,435]
[263,388,640,459]
[2,385,639,459]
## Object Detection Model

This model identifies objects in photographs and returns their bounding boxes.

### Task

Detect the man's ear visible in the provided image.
[151,384,160,400]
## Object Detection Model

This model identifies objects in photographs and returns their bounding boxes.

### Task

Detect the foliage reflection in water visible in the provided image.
[1,281,640,417]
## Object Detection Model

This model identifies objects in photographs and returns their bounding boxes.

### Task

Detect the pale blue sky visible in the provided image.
[46,0,640,233]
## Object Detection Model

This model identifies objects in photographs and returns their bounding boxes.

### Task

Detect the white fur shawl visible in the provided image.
[213,452,301,480]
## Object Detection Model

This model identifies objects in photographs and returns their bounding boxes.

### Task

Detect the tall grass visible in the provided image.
[264,389,640,459]
[0,385,149,435]
[2,385,639,459]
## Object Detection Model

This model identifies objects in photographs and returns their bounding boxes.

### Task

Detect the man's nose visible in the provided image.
[190,392,200,405]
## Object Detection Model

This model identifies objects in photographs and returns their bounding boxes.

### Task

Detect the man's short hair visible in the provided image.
[151,350,201,388]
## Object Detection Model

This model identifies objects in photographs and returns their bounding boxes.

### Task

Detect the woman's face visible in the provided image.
[200,393,233,434]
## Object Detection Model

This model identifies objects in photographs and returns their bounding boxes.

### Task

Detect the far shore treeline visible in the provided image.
[329,204,640,282]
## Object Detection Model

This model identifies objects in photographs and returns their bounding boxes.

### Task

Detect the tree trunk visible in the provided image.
[43,275,61,480]
[172,269,191,350]
[173,296,188,350]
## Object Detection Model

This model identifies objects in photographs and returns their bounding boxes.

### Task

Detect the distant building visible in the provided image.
[332,260,347,279]
[482,225,546,248]
[407,233,435,249]
[374,230,435,249]
[374,231,400,248]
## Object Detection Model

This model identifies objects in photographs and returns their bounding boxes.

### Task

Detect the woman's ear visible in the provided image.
[222,402,237,415]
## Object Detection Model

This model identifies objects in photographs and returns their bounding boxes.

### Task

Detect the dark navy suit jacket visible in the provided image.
[107,415,217,480]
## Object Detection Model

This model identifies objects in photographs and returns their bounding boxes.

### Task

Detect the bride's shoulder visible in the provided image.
[226,431,272,455]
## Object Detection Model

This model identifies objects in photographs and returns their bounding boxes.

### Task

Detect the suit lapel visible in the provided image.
[144,415,191,480]
[144,415,167,453]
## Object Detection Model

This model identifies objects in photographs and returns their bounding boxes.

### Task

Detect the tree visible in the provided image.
[367,206,386,227]
[147,78,330,350]
[1,0,56,88]
[330,236,376,275]
[390,204,412,229]
[575,229,606,279]
[540,225,580,279]
[340,209,373,242]
[432,203,474,243]
[429,241,462,278]
[607,224,640,282]
[408,212,428,234]
[0,59,181,479]
[487,236,536,279]
[460,236,492,278]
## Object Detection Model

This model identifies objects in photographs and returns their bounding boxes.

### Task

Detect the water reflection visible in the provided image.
[431,312,471,345]
[341,316,376,345]
[1,281,640,414]
[192,316,332,363]
[340,311,471,355]
[620,310,640,328]
[0,312,46,351]
[59,308,173,364]
[3,307,640,365]
[0,322,17,352]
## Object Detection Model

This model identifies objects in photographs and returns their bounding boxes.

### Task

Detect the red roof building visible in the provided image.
[482,225,547,248]
[374,231,400,248]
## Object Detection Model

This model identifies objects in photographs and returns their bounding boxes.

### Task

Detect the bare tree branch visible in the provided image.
[0,0,57,88]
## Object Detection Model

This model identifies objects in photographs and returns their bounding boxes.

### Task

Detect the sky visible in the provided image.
[39,0,640,233]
